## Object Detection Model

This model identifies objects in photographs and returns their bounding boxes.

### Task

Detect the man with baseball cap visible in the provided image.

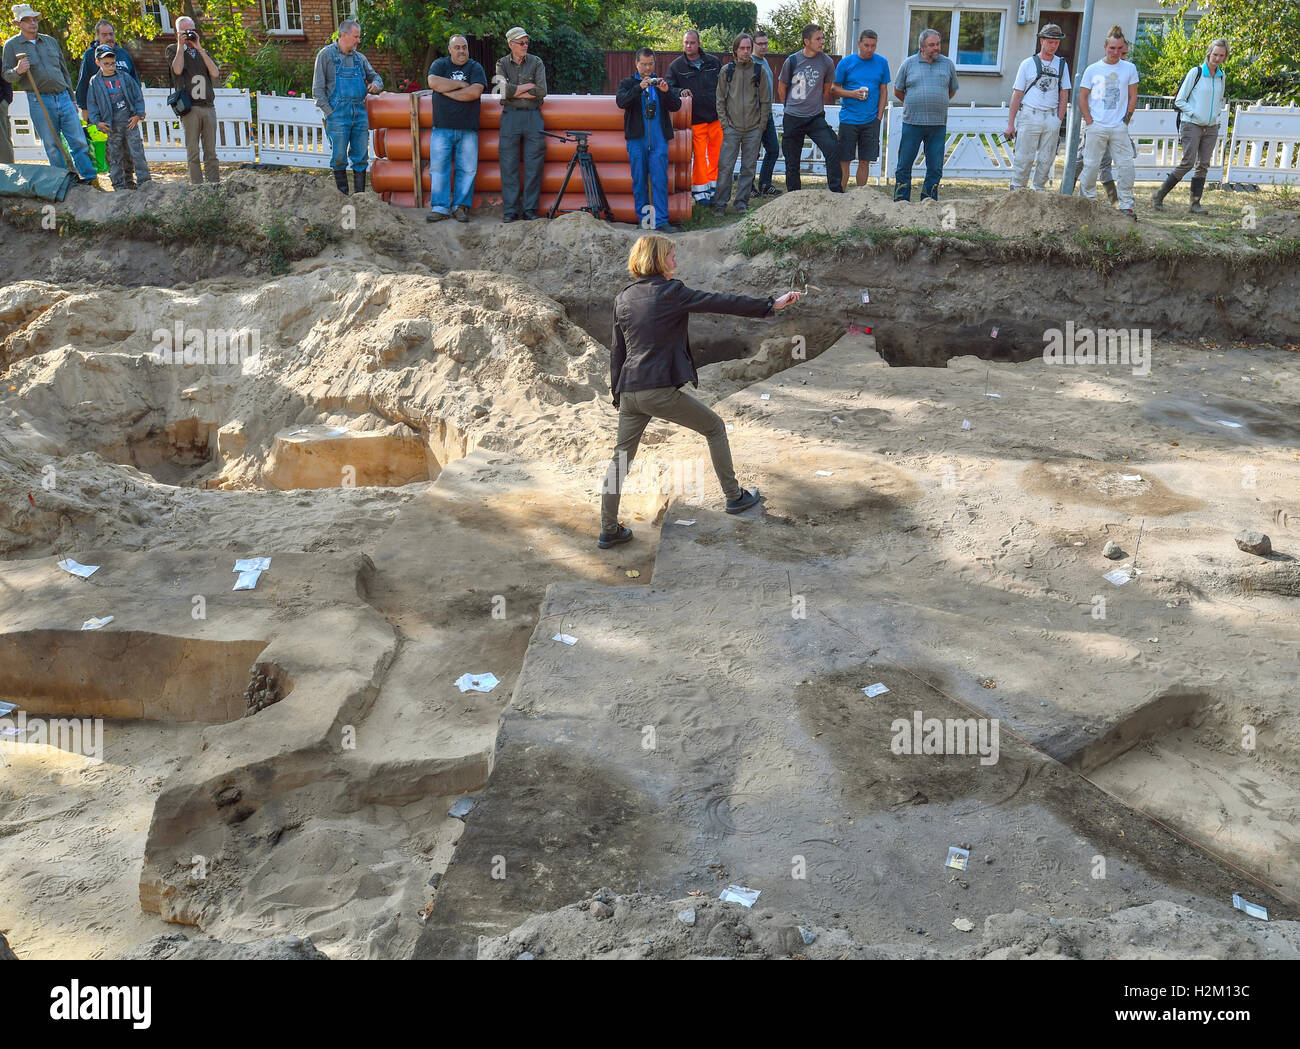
[1006,23,1070,191]
[494,26,547,221]
[2,4,99,181]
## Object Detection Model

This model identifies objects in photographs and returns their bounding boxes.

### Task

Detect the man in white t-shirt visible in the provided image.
[1005,23,1071,191]
[1078,27,1139,216]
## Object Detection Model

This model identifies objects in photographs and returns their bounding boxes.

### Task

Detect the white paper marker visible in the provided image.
[81,616,114,630]
[233,557,271,573]
[455,673,499,693]
[862,683,889,697]
[815,470,834,476]
[552,633,578,646]
[57,559,99,579]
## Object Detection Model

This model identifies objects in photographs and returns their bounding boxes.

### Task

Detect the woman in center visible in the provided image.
[599,233,800,548]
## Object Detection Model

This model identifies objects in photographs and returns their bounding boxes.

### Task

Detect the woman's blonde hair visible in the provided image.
[1207,37,1229,61]
[627,234,675,278]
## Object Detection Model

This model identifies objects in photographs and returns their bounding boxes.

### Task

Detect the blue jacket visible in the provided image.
[1174,63,1227,127]
[87,67,146,125]
[75,44,140,111]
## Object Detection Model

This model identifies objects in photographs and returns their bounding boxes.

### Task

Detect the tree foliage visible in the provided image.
[646,2,756,38]
[757,0,835,56]
[1155,0,1300,102]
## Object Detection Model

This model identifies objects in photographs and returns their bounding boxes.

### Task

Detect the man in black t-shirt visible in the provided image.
[426,34,488,223]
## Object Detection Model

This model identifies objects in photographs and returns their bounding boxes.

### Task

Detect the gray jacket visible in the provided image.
[312,42,382,116]
[87,68,146,125]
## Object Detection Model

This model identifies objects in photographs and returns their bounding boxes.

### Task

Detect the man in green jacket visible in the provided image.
[713,33,770,216]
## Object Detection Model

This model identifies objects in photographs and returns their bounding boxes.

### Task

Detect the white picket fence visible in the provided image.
[7,88,374,169]
[7,90,1297,185]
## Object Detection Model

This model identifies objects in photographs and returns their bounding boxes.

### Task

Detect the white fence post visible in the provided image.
[1223,103,1300,186]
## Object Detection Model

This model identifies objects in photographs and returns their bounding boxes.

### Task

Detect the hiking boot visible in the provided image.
[426,210,449,222]
[725,488,762,514]
[597,524,633,549]
[734,201,748,213]
[1101,179,1118,204]
[1151,172,1179,210]
[1189,176,1207,214]
[453,205,470,222]
[333,168,349,195]
[657,223,680,233]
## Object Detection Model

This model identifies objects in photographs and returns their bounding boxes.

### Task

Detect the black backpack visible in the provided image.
[1030,54,1066,94]
[1174,65,1203,130]
[724,60,763,91]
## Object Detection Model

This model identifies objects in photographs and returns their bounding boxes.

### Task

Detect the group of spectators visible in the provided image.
[2,3,219,189]
[2,8,1230,219]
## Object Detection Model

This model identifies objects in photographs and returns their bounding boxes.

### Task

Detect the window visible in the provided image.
[143,0,171,32]
[332,0,359,27]
[908,7,1004,71]
[1135,12,1200,49]
[261,0,303,33]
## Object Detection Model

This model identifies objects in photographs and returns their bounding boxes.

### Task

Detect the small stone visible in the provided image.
[1102,540,1123,560]
[592,887,616,904]
[1235,530,1272,556]
[983,855,993,864]
[734,924,751,940]
[677,908,696,926]
[517,951,535,960]
[590,901,613,920]
[448,797,474,820]
[798,927,816,945]
[427,872,442,888]
[952,918,975,932]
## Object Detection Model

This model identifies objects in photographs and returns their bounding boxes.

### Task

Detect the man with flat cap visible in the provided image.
[494,25,547,221]
[1005,23,1071,191]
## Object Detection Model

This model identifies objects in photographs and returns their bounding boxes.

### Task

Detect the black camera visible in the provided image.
[184,30,198,41]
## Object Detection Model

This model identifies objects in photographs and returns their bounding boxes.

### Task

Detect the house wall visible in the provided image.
[835,0,1209,106]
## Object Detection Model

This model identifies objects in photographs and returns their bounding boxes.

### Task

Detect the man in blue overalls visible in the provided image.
[617,47,680,233]
[311,19,382,194]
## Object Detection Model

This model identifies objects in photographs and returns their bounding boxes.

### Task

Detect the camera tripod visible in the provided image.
[542,130,614,223]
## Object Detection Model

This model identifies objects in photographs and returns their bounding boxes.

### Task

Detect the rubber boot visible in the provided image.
[1102,179,1118,204]
[1150,173,1179,210]
[333,168,349,195]
[1189,176,1207,214]
[353,170,367,195]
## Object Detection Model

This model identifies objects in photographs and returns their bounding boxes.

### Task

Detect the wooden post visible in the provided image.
[409,92,423,209]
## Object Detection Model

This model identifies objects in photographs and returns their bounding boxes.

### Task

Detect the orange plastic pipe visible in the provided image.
[366,92,695,132]
[372,160,677,196]
[385,190,691,224]
[381,128,686,164]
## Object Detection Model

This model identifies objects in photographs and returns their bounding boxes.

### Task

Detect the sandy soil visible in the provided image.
[1,171,1298,960]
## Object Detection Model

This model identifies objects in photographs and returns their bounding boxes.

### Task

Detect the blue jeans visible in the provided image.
[894,122,946,201]
[429,128,478,213]
[325,102,369,173]
[27,91,97,179]
[758,114,778,190]
[627,131,670,229]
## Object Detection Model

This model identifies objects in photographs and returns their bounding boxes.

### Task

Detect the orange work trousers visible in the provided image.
[690,120,722,193]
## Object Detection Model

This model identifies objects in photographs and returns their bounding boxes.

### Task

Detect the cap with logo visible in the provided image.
[95,44,116,59]
[1038,23,1067,40]
[505,26,528,43]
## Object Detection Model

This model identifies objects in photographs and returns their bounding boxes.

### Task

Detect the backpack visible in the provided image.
[1175,65,1203,130]
[1030,55,1066,94]
[724,60,763,91]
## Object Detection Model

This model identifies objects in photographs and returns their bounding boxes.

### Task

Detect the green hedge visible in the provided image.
[530,24,607,94]
[648,2,758,37]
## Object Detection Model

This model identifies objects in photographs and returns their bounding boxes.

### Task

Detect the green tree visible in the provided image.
[1129,17,1202,96]
[1160,0,1299,102]
[758,0,835,56]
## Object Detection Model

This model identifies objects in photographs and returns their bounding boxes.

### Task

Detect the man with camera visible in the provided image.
[713,33,770,215]
[3,3,98,181]
[313,19,383,195]
[494,26,547,222]
[166,16,221,185]
[617,47,680,233]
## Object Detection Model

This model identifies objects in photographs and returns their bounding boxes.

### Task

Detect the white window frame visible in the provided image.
[262,0,304,35]
[143,0,172,32]
[1133,10,1201,50]
[332,0,359,28]
[905,5,1006,74]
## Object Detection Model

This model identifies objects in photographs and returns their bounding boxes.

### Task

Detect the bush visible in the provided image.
[649,2,757,37]
[226,41,316,96]
[530,23,606,94]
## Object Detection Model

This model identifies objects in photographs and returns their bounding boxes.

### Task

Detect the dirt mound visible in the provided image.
[739,184,1152,243]
[119,932,329,960]
[478,891,1300,959]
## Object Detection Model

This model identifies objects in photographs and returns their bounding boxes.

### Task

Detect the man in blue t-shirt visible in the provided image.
[832,29,890,188]
[426,34,488,222]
